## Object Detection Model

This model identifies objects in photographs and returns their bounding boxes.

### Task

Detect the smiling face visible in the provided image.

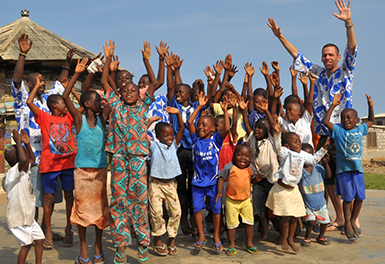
[156,125,175,147]
[116,71,132,89]
[341,108,359,130]
[89,92,103,113]
[284,133,302,153]
[120,82,139,105]
[138,75,150,90]
[197,116,216,139]
[254,119,269,140]
[55,97,68,116]
[253,94,265,113]
[233,145,251,169]
[28,73,46,95]
[285,102,302,123]
[321,46,341,74]
[175,85,191,105]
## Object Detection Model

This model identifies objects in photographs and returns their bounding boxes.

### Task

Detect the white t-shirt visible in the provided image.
[278,110,313,147]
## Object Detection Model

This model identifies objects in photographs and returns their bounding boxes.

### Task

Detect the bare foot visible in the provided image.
[281,239,290,251]
[288,240,299,253]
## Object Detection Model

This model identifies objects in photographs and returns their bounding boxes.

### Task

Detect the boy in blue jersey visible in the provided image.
[187,92,229,252]
[324,93,375,241]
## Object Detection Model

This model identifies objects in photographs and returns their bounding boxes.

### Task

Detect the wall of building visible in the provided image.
[362,125,385,161]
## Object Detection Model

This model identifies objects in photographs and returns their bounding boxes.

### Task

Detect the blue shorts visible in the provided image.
[192,185,221,215]
[335,171,365,202]
[42,169,75,194]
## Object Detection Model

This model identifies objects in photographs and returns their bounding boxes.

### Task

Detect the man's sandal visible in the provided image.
[63,231,73,247]
[75,256,92,264]
[353,227,363,238]
[168,245,178,256]
[94,253,105,264]
[345,231,358,241]
[212,239,223,253]
[194,240,207,251]
[153,243,168,256]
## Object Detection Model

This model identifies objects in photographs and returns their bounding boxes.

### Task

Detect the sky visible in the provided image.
[1,0,385,117]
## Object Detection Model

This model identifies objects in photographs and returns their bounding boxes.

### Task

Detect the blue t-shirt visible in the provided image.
[331,123,368,174]
[299,164,326,211]
[150,140,181,179]
[191,132,224,187]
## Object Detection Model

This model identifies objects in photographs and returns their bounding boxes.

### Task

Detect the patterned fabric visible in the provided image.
[109,154,149,248]
[293,46,357,136]
[148,178,181,237]
[303,204,330,224]
[105,89,154,155]
[299,164,327,211]
[146,95,170,141]
[248,108,267,130]
[12,80,65,165]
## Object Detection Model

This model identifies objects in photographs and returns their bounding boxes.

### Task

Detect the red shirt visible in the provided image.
[35,109,76,173]
[219,134,236,171]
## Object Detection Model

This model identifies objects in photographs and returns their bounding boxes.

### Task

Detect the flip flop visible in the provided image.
[152,243,168,256]
[212,239,223,253]
[168,245,178,256]
[52,232,64,241]
[63,231,73,247]
[300,239,311,246]
[246,246,259,254]
[326,223,343,231]
[114,248,126,264]
[75,256,92,264]
[137,245,148,262]
[353,227,363,238]
[94,253,105,264]
[345,231,358,241]
[43,239,54,250]
[226,248,237,256]
[316,237,331,245]
[194,240,207,251]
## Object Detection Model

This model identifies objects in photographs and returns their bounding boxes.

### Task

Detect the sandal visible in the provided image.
[191,228,199,241]
[194,239,207,251]
[137,245,148,262]
[353,227,363,238]
[75,256,92,264]
[114,248,126,264]
[212,238,223,253]
[52,232,64,241]
[345,231,358,241]
[300,239,311,246]
[43,239,54,250]
[152,243,168,256]
[246,246,259,254]
[63,231,74,247]
[226,248,237,256]
[168,245,178,256]
[94,253,105,264]
[316,237,330,245]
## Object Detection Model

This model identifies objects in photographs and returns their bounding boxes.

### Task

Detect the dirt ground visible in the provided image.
[363,159,385,174]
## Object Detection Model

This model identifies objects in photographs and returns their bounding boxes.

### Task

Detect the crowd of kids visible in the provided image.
[5,1,370,263]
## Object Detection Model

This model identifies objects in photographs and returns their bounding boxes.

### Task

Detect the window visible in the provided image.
[367,132,377,149]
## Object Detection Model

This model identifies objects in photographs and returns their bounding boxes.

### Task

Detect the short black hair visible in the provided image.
[341,108,358,118]
[285,101,305,116]
[155,122,172,137]
[284,94,302,108]
[322,43,339,55]
[47,94,63,112]
[253,88,267,99]
[281,132,298,146]
[117,70,133,80]
[4,145,17,167]
[199,115,215,126]
[176,83,192,97]
[215,114,232,126]
[301,143,314,153]
[80,90,98,109]
[232,143,252,164]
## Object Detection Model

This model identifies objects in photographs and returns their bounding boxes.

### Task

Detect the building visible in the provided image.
[361,114,385,160]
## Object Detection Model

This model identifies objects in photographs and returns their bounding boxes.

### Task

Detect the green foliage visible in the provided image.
[364,173,385,190]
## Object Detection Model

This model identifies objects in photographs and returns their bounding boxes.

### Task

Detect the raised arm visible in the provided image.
[155,41,169,89]
[366,94,375,128]
[13,33,32,89]
[298,72,308,102]
[20,129,35,168]
[26,75,43,117]
[165,106,185,145]
[229,94,238,141]
[290,66,299,98]
[228,64,238,83]
[173,54,184,85]
[267,18,299,59]
[304,72,317,113]
[141,41,158,97]
[203,66,214,95]
[101,40,117,94]
[165,52,175,101]
[333,0,356,55]
[260,98,276,137]
[259,61,273,107]
[323,93,341,131]
[12,130,28,172]
[212,60,225,103]
[110,54,119,86]
[219,96,230,139]
[245,62,255,113]
[271,85,283,118]
[239,97,251,135]
[187,92,207,135]
[58,48,76,83]
[81,52,102,92]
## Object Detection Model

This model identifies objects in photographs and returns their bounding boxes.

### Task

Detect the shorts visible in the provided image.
[335,171,366,202]
[192,185,221,215]
[303,204,330,224]
[317,136,336,186]
[29,165,63,207]
[42,169,74,194]
[10,220,45,246]
[253,178,273,215]
[225,196,253,229]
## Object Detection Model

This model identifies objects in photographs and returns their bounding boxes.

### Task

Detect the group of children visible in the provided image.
[4,31,373,264]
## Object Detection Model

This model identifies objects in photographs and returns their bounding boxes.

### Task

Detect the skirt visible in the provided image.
[265,182,306,217]
[70,167,109,229]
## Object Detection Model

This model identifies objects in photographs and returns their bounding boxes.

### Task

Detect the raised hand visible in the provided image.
[20,129,30,145]
[164,51,174,67]
[103,40,115,58]
[289,66,298,77]
[332,93,342,106]
[220,95,229,111]
[333,0,352,22]
[18,33,32,54]
[244,62,255,76]
[323,137,331,150]
[141,41,151,61]
[259,61,269,76]
[198,92,208,107]
[60,77,69,88]
[366,94,374,108]
[223,54,232,70]
[270,71,280,87]
[156,41,169,59]
[272,118,282,133]
[36,74,44,88]
[148,116,162,124]
[271,61,279,72]
[213,60,224,75]
[298,72,308,85]
[75,58,89,73]
[12,129,21,143]
[274,86,283,99]
[259,98,269,112]
[110,55,120,72]
[172,54,184,69]
[66,48,76,63]
[229,64,238,78]
[322,152,330,164]
[238,97,249,111]
[165,106,180,115]
[309,71,318,83]
[229,93,238,108]
[267,18,282,38]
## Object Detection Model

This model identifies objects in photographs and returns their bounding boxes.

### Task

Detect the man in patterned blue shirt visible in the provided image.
[267,0,357,232]
[12,33,75,241]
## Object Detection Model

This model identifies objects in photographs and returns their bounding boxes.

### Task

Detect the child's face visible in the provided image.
[55,98,68,116]
[285,102,302,123]
[302,146,314,155]
[197,116,215,139]
[222,90,233,109]
[254,120,269,140]
[283,96,300,110]
[234,146,251,169]
[253,95,265,113]
[341,109,359,130]
[117,71,132,89]
[89,93,103,113]
[215,117,225,133]
[285,134,302,153]
[120,83,139,105]
[157,125,175,147]
[175,86,190,104]
[138,76,150,90]
[191,88,200,103]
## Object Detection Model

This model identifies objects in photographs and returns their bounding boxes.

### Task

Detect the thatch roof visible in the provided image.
[0,10,96,61]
